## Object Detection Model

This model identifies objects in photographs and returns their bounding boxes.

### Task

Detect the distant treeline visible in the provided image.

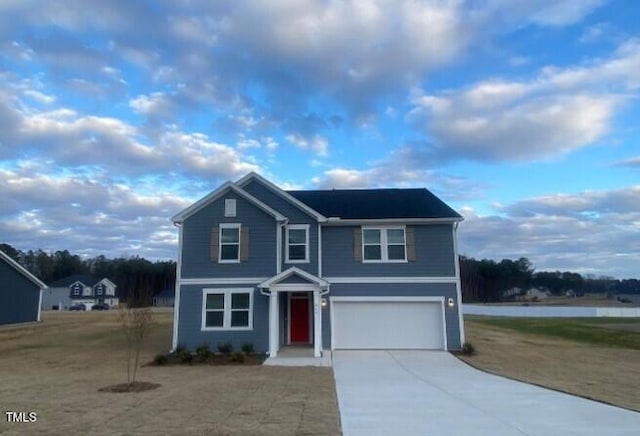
[1,243,176,304]
[460,256,639,303]
[3,243,637,305]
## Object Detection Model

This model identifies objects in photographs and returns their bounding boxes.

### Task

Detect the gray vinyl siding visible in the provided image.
[176,284,269,352]
[323,283,462,350]
[0,260,41,325]
[41,287,73,310]
[322,224,455,277]
[242,179,319,275]
[181,192,277,278]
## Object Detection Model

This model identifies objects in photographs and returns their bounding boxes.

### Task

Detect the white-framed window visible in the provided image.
[362,227,407,262]
[219,223,241,263]
[96,284,104,296]
[286,224,309,263]
[201,288,253,330]
[224,199,236,217]
[72,283,81,296]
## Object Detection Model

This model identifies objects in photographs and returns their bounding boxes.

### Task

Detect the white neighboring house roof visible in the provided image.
[0,250,48,289]
[171,181,287,223]
[94,278,116,288]
[236,172,327,222]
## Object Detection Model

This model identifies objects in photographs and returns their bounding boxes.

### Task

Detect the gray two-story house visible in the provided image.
[172,172,465,357]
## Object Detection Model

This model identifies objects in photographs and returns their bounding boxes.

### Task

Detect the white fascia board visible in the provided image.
[0,250,48,289]
[325,276,458,284]
[171,181,287,223]
[236,172,327,222]
[258,266,329,289]
[323,217,463,225]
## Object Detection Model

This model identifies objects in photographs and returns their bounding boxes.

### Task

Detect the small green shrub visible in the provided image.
[230,351,245,363]
[174,345,187,355]
[241,343,254,354]
[217,342,233,354]
[179,351,194,364]
[154,353,169,365]
[196,344,213,361]
[461,342,475,355]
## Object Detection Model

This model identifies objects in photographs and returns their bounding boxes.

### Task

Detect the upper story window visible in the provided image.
[219,223,241,263]
[286,224,309,263]
[224,199,236,217]
[72,283,81,296]
[96,284,104,296]
[362,227,406,262]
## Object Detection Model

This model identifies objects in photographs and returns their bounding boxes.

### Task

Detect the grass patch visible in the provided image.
[468,316,640,350]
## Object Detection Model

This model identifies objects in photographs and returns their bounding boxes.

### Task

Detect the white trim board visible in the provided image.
[179,278,267,285]
[325,276,457,284]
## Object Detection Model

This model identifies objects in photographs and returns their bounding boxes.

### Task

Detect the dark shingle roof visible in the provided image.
[287,188,462,220]
[49,274,99,287]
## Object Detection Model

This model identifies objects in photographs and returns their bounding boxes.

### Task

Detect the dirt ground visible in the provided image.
[0,309,341,435]
[458,318,640,412]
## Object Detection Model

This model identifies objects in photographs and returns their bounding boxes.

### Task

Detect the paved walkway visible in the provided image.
[333,350,640,436]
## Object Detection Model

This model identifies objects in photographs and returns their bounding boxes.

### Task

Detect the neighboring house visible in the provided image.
[43,275,119,310]
[171,172,465,357]
[0,250,46,325]
[153,288,175,307]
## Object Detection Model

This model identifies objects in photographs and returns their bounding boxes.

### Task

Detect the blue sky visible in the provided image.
[1,0,638,278]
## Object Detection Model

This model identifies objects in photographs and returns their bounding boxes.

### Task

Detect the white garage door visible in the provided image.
[332,298,446,350]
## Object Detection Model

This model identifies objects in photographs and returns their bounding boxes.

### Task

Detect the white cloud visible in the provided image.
[409,39,640,162]
[458,185,640,278]
[286,133,329,156]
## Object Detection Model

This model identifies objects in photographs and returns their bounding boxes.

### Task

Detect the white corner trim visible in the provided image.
[453,223,465,345]
[324,276,458,284]
[172,224,183,351]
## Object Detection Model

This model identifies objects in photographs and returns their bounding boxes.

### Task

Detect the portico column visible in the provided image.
[269,291,279,357]
[313,290,321,357]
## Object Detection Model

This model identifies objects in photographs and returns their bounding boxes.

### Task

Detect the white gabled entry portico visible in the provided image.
[259,267,329,358]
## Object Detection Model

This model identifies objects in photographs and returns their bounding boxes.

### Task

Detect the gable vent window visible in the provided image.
[224,199,236,217]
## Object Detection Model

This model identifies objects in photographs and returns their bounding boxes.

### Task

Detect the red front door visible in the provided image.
[290,295,310,343]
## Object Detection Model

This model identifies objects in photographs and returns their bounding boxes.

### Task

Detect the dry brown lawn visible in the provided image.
[0,309,341,435]
[458,317,640,412]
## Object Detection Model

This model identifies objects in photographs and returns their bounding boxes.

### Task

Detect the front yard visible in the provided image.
[0,309,341,435]
[459,316,640,412]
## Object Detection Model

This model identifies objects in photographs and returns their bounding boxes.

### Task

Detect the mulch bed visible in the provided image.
[98,381,161,393]
[146,353,267,367]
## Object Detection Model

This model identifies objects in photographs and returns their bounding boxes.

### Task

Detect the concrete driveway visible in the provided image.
[333,350,640,436]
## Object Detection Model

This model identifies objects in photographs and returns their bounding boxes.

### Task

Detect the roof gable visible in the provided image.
[288,188,462,220]
[49,274,98,287]
[236,172,327,222]
[0,250,47,289]
[259,267,329,289]
[171,181,286,223]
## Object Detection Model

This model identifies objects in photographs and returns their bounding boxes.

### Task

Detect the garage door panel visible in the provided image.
[332,300,444,350]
